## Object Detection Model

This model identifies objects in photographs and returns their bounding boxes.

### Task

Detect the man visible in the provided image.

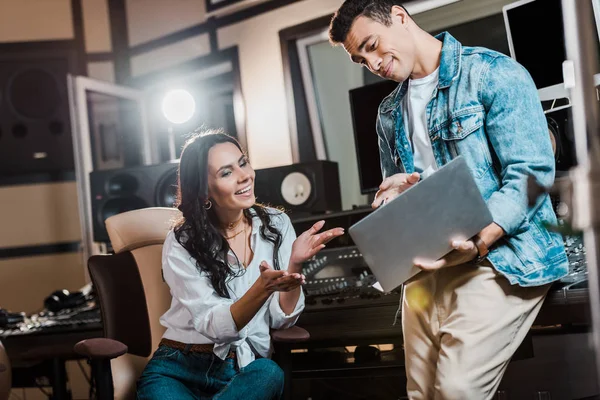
[329,1,568,399]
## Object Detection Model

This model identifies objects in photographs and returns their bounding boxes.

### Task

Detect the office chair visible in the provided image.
[0,341,10,400]
[74,207,308,400]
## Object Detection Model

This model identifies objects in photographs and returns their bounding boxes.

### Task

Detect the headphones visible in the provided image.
[0,309,24,328]
[44,289,87,313]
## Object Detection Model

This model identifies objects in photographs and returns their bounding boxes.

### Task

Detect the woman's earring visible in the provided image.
[204,200,212,210]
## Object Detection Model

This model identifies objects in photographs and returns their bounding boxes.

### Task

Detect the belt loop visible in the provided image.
[183,344,192,355]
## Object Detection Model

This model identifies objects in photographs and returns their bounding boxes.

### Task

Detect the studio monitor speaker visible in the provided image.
[546,107,576,172]
[0,48,79,175]
[254,161,342,216]
[90,162,179,242]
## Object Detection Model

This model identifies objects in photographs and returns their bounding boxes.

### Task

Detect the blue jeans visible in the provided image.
[136,345,284,400]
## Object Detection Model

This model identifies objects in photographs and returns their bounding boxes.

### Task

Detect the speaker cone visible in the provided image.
[281,172,312,206]
[8,68,61,119]
[547,117,561,161]
[156,168,178,207]
[546,108,576,172]
[107,173,138,195]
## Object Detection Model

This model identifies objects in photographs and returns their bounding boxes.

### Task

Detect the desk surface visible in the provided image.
[0,284,590,361]
[298,285,591,344]
[0,306,102,366]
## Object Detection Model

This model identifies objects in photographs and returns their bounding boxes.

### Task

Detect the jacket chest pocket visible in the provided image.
[439,111,493,179]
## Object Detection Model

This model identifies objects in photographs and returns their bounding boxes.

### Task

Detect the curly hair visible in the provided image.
[329,0,410,45]
[173,128,284,298]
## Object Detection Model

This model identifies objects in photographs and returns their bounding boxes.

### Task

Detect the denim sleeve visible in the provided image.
[376,108,402,180]
[480,55,555,235]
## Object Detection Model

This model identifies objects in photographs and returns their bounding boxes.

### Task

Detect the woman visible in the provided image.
[137,129,344,399]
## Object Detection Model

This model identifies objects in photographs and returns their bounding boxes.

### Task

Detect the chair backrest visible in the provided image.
[99,207,180,400]
[88,251,152,357]
[0,341,10,400]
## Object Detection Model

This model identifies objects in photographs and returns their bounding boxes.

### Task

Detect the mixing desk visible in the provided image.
[293,209,592,342]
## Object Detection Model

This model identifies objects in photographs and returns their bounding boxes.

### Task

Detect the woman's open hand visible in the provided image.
[289,220,345,267]
[259,261,305,293]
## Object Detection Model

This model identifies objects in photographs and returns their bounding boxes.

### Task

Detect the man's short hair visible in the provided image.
[329,0,410,45]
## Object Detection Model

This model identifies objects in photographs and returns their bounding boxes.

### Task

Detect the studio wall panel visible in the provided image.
[0,252,85,314]
[87,60,116,83]
[0,0,74,43]
[82,0,112,52]
[130,33,211,77]
[0,182,82,248]
[126,0,206,46]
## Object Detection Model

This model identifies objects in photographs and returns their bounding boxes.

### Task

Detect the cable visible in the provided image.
[8,389,23,400]
[33,378,51,397]
[77,360,91,384]
[35,385,50,397]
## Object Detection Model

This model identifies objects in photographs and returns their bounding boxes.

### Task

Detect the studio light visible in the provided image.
[161,89,195,160]
[161,89,195,124]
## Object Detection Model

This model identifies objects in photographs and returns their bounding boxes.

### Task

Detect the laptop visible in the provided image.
[348,156,493,292]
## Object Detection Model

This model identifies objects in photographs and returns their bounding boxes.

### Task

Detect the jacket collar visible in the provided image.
[380,32,462,113]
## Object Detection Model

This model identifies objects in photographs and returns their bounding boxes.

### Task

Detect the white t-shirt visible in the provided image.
[160,209,305,368]
[401,68,440,178]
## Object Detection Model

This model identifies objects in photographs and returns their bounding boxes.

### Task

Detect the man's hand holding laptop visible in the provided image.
[371,169,505,272]
[413,240,478,271]
[372,172,420,208]
[413,222,505,271]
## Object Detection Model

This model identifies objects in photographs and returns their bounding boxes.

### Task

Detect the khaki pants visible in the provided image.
[402,262,549,400]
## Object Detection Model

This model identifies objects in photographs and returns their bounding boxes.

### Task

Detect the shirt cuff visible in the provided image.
[193,303,248,343]
[269,290,305,330]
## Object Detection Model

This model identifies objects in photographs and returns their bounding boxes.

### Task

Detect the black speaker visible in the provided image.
[254,161,342,216]
[546,107,577,172]
[0,48,79,175]
[90,162,179,242]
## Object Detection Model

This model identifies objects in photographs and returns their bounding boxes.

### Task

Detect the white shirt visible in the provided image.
[401,68,440,179]
[159,209,305,368]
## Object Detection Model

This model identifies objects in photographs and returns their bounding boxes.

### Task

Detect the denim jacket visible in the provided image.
[376,32,568,287]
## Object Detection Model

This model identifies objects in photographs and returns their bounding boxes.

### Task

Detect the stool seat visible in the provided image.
[74,338,128,359]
